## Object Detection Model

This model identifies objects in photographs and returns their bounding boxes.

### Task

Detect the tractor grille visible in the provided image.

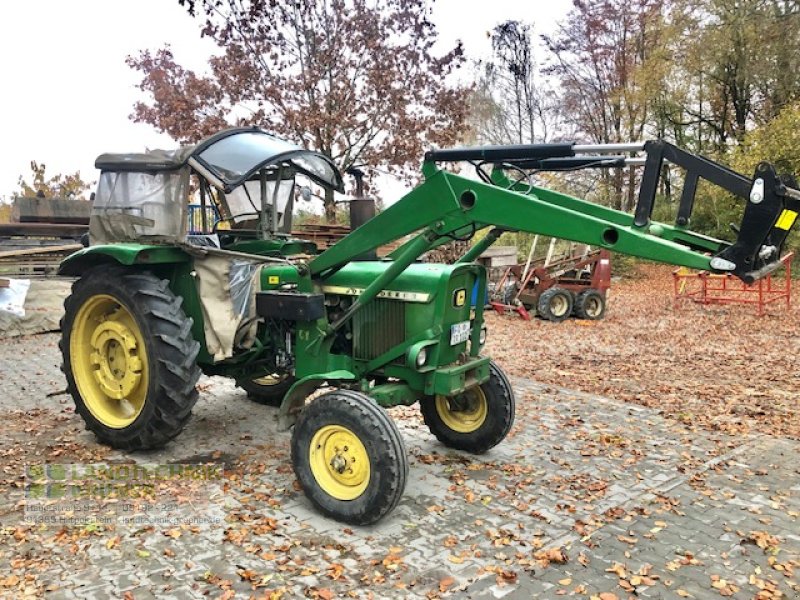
[353,299,405,361]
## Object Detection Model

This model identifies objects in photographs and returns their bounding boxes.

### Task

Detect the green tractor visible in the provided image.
[59,128,799,524]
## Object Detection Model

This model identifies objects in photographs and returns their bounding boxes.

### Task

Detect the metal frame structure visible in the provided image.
[673,252,793,316]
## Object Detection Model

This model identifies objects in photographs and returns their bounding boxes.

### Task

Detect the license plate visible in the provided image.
[450,321,471,345]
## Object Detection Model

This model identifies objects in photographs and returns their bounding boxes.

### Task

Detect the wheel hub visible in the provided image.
[70,294,149,429]
[551,294,569,316]
[309,425,370,500]
[586,297,601,317]
[90,319,143,399]
[435,387,488,433]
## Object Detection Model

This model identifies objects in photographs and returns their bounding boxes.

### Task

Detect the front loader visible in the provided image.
[59,128,799,524]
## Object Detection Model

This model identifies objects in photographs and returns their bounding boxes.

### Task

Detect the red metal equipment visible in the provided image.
[673,252,793,316]
[489,248,612,321]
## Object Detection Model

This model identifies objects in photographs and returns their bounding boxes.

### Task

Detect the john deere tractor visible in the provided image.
[59,128,799,524]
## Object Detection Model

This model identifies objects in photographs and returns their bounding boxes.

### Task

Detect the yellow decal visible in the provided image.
[268,275,280,285]
[775,209,798,231]
[454,289,466,307]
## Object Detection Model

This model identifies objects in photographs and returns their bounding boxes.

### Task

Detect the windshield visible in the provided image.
[193,129,343,193]
[224,178,294,227]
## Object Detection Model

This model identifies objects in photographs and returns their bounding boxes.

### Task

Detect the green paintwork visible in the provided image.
[457,228,504,264]
[426,356,491,397]
[165,261,212,364]
[310,166,718,277]
[320,260,483,368]
[369,382,421,407]
[58,244,190,276]
[225,237,317,257]
[278,369,357,429]
[322,261,462,300]
[493,170,727,254]
[259,264,302,289]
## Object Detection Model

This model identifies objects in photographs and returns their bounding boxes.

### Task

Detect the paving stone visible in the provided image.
[0,334,798,598]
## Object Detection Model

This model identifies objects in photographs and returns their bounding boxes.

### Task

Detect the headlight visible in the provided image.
[416,347,427,367]
[479,327,487,345]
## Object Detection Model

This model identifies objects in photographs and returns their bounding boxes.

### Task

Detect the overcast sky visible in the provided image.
[0,0,572,201]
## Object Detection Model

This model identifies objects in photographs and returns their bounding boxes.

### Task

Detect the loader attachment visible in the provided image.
[627,140,800,283]
[422,139,800,284]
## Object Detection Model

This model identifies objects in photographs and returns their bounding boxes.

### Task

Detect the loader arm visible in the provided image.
[310,140,799,285]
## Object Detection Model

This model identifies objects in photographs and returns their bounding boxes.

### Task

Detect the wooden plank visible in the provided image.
[0,278,10,288]
[0,244,81,259]
[0,222,88,237]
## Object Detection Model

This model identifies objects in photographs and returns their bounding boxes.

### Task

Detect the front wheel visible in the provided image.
[291,390,408,525]
[420,361,515,454]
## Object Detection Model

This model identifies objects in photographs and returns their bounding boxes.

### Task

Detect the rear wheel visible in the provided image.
[537,287,574,322]
[420,361,515,454]
[238,373,295,407]
[60,267,201,450]
[574,289,606,320]
[291,390,408,525]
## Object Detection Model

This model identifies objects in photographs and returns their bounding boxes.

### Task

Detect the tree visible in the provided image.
[472,21,553,145]
[660,1,800,153]
[689,101,800,243]
[543,0,670,211]
[128,0,470,221]
[16,161,92,200]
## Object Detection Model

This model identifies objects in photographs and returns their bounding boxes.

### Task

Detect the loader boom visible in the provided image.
[310,140,799,285]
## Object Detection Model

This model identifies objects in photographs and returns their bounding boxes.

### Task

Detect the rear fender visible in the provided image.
[58,244,190,276]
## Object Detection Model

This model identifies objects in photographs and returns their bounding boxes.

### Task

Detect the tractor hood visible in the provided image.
[321,261,478,303]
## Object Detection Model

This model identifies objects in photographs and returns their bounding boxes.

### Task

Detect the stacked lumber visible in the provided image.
[292,223,351,249]
[0,244,81,278]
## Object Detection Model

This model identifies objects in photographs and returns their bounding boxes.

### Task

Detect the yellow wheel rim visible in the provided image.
[435,387,488,433]
[252,374,287,386]
[309,425,370,501]
[70,294,149,428]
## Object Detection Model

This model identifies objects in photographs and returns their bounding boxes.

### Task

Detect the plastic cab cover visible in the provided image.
[191,128,344,193]
[94,127,344,194]
[95,147,195,172]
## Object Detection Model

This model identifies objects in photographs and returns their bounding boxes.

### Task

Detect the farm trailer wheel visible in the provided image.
[537,287,574,322]
[574,288,606,320]
[238,373,296,407]
[420,361,515,454]
[291,390,408,525]
[60,267,201,450]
